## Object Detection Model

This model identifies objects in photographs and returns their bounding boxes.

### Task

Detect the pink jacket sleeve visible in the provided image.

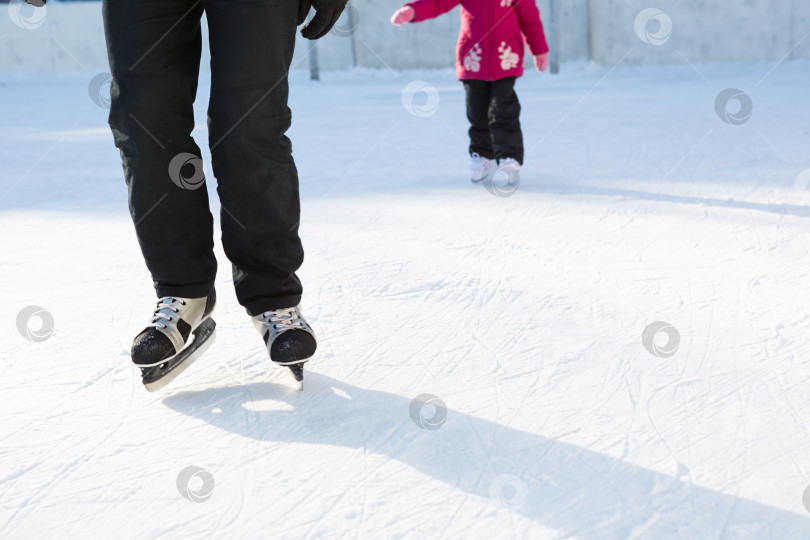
[514,0,549,56]
[406,0,462,22]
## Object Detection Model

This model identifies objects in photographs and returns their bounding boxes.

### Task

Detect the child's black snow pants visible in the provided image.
[463,77,524,165]
[103,0,303,315]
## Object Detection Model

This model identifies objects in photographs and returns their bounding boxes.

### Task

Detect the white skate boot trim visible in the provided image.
[252,306,317,366]
[470,153,497,183]
[138,296,212,367]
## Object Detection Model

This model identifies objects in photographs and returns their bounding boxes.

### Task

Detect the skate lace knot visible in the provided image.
[261,308,304,331]
[146,297,186,330]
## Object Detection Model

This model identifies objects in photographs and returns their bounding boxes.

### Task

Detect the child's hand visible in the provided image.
[534,53,549,72]
[391,6,415,26]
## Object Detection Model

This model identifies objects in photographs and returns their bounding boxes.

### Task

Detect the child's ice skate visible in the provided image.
[252,306,317,390]
[496,158,521,186]
[131,292,217,391]
[469,153,497,183]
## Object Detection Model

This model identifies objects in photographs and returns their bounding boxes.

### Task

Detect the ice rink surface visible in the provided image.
[1,59,810,538]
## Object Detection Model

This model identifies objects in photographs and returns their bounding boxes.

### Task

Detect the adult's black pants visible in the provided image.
[103,0,302,315]
[463,77,523,165]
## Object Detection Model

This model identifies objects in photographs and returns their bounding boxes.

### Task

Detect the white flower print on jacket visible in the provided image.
[498,41,519,70]
[406,0,550,81]
[463,43,483,73]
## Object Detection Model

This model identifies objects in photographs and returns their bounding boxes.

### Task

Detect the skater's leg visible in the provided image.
[103,0,216,298]
[463,80,495,160]
[204,0,303,315]
[488,77,523,165]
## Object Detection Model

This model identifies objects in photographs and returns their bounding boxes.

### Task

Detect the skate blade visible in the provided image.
[143,319,217,392]
[273,357,311,366]
[287,363,305,391]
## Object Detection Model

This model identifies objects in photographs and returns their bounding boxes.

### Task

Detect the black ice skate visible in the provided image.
[252,307,316,390]
[131,292,217,391]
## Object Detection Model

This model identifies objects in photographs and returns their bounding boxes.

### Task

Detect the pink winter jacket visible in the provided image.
[405,0,549,81]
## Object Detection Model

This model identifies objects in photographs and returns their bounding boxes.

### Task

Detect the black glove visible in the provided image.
[298,0,312,26]
[24,0,46,5]
[299,0,348,40]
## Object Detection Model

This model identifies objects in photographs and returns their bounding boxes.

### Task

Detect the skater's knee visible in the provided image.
[108,74,196,137]
[208,83,291,135]
[208,101,292,156]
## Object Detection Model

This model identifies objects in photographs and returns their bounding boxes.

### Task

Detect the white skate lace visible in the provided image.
[261,308,304,330]
[146,297,186,330]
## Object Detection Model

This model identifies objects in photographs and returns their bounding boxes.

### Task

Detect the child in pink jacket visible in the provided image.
[392,0,549,184]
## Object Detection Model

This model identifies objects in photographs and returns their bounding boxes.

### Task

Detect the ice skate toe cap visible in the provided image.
[270,329,317,364]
